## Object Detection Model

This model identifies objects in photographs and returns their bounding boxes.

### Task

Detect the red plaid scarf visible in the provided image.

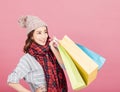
[28,40,68,92]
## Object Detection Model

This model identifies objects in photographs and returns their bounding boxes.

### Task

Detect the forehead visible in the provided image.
[35,26,47,32]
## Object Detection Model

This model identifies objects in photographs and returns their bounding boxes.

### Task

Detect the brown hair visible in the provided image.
[23,30,34,53]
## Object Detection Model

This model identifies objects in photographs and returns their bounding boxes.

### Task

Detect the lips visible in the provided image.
[39,40,46,43]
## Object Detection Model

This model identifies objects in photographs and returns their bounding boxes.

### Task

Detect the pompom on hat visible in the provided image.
[18,15,47,34]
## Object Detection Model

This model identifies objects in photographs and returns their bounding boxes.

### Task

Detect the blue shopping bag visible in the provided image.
[76,44,106,70]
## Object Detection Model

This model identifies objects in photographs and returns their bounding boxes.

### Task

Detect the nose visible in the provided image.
[41,33,47,39]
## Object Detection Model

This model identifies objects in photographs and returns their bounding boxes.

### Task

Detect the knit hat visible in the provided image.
[18,15,47,34]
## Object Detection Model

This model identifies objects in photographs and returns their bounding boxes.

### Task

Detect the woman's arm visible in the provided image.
[50,44,64,64]
[8,83,30,92]
[35,88,42,92]
[49,37,64,65]
[7,57,31,92]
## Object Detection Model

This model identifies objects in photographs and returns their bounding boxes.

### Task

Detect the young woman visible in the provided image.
[7,15,68,92]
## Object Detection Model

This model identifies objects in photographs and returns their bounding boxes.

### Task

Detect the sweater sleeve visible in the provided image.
[7,58,30,83]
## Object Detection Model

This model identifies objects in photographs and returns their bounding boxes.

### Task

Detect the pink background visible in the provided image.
[0,0,120,92]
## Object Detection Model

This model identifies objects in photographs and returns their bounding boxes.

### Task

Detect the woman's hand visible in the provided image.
[36,86,47,92]
[8,83,31,92]
[49,37,59,48]
[49,36,64,66]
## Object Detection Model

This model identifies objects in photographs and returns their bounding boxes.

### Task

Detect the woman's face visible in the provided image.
[33,26,48,45]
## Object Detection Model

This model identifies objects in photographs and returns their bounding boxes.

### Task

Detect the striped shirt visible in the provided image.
[8,53,62,92]
[7,53,65,92]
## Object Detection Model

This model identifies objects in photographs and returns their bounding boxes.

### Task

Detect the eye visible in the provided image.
[44,30,48,34]
[45,31,48,33]
[37,32,41,34]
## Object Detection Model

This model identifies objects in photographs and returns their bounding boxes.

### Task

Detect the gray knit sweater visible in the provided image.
[7,53,65,92]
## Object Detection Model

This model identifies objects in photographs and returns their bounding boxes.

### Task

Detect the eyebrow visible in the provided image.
[36,29,47,33]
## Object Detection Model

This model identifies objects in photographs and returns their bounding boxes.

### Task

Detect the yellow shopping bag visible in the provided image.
[58,45,86,90]
[59,35,98,85]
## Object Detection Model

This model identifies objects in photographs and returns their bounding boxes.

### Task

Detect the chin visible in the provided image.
[41,44,46,46]
[39,43,46,46]
[36,41,46,46]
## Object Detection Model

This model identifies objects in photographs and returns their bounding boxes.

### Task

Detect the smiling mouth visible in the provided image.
[40,40,46,43]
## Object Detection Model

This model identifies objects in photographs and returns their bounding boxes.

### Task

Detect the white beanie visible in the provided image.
[18,15,47,34]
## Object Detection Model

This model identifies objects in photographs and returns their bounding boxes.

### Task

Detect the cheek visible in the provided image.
[46,33,49,37]
[46,34,48,38]
[33,34,38,41]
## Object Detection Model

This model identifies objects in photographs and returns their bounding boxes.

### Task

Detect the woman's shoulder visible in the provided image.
[19,53,36,67]
[20,53,33,59]
[20,53,43,70]
[20,53,36,62]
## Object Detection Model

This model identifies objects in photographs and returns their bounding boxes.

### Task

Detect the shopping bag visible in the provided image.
[76,44,106,70]
[58,45,86,90]
[59,35,98,85]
